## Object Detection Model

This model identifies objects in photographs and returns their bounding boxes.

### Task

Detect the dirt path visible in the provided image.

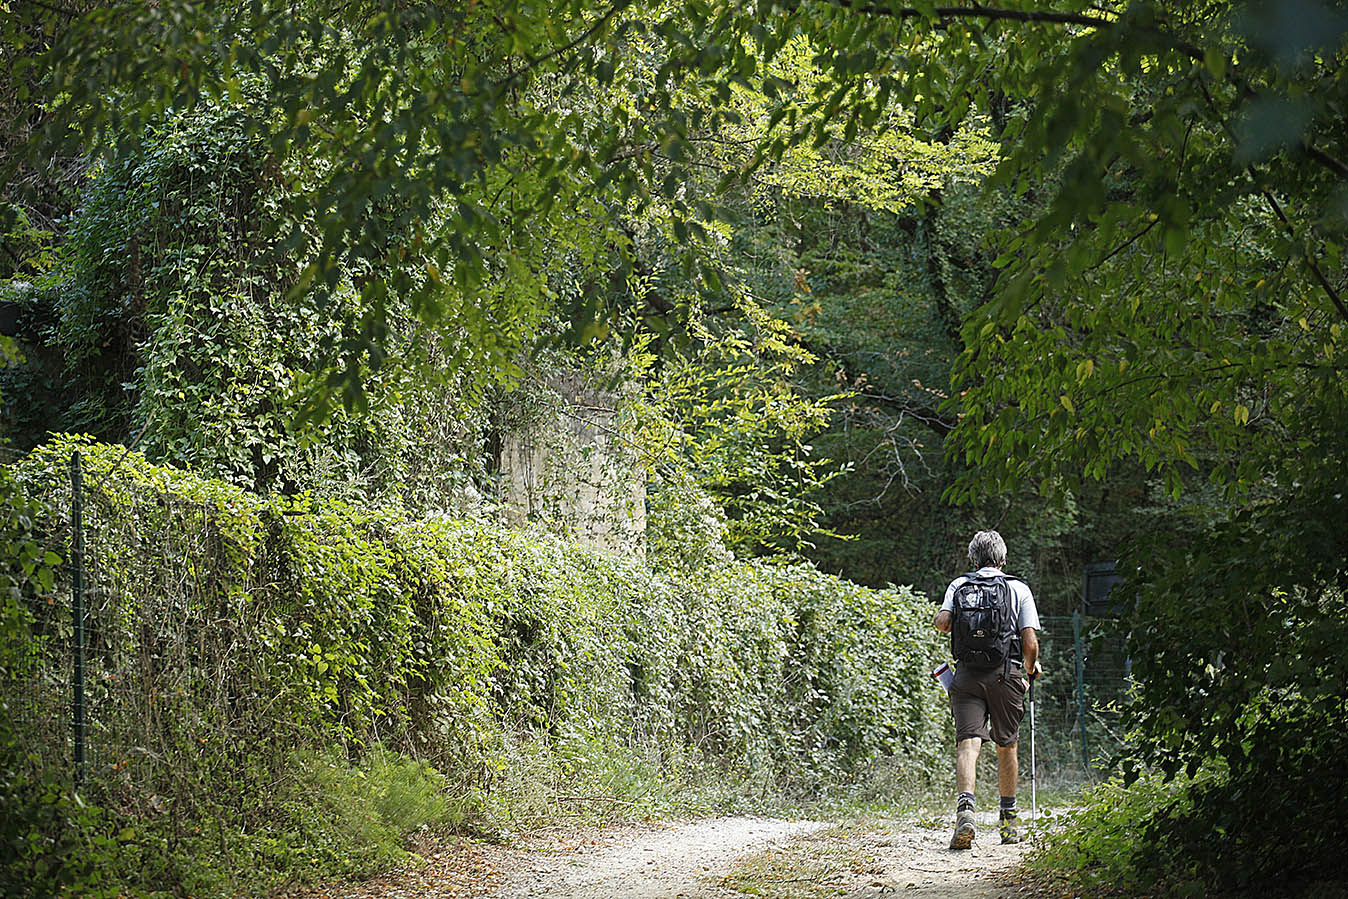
[283,809,1039,899]
[488,816,825,898]
[721,810,1039,898]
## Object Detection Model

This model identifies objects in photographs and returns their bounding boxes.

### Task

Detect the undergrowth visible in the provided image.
[1024,772,1204,898]
[1028,757,1348,898]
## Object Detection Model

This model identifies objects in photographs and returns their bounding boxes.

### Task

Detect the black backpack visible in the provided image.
[950,573,1019,669]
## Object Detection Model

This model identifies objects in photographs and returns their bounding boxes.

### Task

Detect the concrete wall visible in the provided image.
[498,374,646,556]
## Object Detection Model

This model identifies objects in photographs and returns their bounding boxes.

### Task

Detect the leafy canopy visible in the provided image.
[3,0,1100,401]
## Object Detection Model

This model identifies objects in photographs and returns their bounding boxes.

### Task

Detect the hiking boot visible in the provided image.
[999,810,1023,844]
[949,808,976,850]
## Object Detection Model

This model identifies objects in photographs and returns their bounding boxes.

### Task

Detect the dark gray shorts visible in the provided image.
[949,662,1027,747]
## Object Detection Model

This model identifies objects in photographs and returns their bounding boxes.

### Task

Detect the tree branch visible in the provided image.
[1300,141,1348,181]
[791,331,957,436]
[1259,187,1348,325]
[1191,76,1348,326]
[14,0,79,20]
[492,1,632,91]
[606,140,658,164]
[828,0,1113,28]
[1207,62,1348,185]
[1090,218,1159,271]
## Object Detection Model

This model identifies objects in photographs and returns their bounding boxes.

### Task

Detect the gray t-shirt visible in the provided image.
[942,566,1041,632]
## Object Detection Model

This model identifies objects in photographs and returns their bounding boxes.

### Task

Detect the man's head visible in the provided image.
[968,530,1007,569]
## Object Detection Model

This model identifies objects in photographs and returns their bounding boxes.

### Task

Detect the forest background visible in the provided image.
[1,1,1346,897]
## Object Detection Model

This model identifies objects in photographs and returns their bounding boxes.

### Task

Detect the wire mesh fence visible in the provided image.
[1035,612,1131,778]
[3,443,525,894]
[4,445,332,837]
[3,445,80,780]
[10,443,1137,810]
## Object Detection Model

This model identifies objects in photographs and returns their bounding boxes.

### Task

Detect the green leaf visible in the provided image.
[1203,47,1227,80]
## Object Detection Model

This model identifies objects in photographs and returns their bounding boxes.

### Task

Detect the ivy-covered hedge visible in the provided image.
[2,436,946,897]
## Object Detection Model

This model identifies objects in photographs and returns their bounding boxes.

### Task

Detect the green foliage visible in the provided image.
[4,104,485,507]
[3,436,947,896]
[1035,758,1348,897]
[258,748,453,881]
[0,465,122,898]
[892,1,1348,892]
[631,303,850,555]
[7,0,677,400]
[937,1,1347,504]
[15,1,1345,891]
[0,769,120,899]
[6,0,1016,408]
[1026,771,1207,898]
[1101,426,1348,890]
[742,179,1019,592]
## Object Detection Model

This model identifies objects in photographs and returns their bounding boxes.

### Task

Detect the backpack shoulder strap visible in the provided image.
[950,574,978,622]
[951,573,982,600]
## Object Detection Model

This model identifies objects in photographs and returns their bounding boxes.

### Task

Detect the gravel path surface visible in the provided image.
[488,816,825,898]
[281,810,1039,899]
[840,810,1039,898]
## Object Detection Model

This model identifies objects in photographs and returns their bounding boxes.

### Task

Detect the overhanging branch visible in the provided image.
[1300,141,1348,181]
[1260,187,1348,325]
[828,0,1113,29]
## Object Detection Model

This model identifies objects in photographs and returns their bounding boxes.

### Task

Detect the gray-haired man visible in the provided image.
[933,529,1041,849]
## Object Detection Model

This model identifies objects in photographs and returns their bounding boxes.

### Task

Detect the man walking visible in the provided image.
[933,530,1041,849]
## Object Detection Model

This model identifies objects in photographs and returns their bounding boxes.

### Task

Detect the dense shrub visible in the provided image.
[1,436,946,896]
[1033,752,1348,898]
[1,107,484,508]
[1024,771,1204,898]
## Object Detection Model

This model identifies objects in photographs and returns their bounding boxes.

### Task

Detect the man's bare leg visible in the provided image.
[950,738,981,849]
[996,743,1018,796]
[956,738,981,794]
[996,742,1024,843]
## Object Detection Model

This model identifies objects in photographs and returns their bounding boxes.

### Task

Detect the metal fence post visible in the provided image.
[70,450,86,786]
[1073,608,1088,774]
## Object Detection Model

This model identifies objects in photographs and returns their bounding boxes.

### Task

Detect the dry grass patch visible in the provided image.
[720,823,886,898]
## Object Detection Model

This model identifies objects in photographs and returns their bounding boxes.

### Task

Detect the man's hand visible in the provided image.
[1025,659,1042,691]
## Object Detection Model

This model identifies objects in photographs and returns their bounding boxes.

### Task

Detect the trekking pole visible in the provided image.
[1029,678,1037,822]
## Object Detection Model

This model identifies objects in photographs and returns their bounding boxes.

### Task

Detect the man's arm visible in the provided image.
[1021,627,1041,681]
[934,579,958,633]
